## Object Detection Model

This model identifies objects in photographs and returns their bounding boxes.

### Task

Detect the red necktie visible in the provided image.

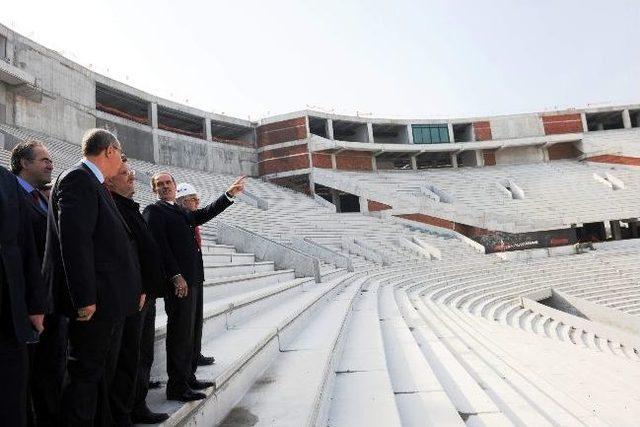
[195,226,202,250]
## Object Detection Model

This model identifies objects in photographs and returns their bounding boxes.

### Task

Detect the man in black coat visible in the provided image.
[143,172,245,402]
[105,158,169,425]
[11,139,68,427]
[42,128,143,425]
[0,165,45,427]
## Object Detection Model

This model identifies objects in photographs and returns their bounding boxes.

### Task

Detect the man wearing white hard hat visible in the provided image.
[175,183,209,370]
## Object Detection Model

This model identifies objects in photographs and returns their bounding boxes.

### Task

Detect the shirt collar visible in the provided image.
[16,176,36,194]
[81,158,105,183]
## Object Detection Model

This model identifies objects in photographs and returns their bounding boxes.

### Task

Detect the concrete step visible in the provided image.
[147,273,354,426]
[202,252,255,264]
[328,280,403,427]
[222,274,365,426]
[204,261,274,279]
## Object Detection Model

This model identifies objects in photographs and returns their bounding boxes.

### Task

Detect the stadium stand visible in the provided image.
[2,21,640,426]
[3,123,640,426]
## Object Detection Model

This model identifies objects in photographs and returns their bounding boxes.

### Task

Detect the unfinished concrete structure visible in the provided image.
[2,22,640,426]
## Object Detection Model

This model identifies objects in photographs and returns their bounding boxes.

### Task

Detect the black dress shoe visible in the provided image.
[166,388,206,402]
[148,380,163,389]
[197,354,215,366]
[189,379,214,390]
[131,406,170,424]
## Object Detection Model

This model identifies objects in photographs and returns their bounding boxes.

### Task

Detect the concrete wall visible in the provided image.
[489,115,544,140]
[157,131,256,176]
[495,146,545,165]
[97,117,155,163]
[12,37,96,144]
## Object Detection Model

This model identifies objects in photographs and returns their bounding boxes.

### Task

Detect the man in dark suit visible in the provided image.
[42,128,143,425]
[105,158,169,425]
[11,140,68,427]
[143,172,245,402]
[0,165,45,427]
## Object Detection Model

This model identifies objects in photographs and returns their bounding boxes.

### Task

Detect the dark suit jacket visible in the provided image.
[112,192,166,299]
[17,183,48,262]
[0,166,45,344]
[143,194,233,288]
[42,162,142,320]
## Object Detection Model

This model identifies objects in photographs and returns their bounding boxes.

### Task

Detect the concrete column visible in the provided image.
[359,195,369,213]
[610,220,622,240]
[366,122,374,143]
[204,118,212,141]
[542,146,550,162]
[331,154,337,169]
[580,112,588,132]
[326,119,334,140]
[410,155,417,170]
[622,109,632,129]
[149,102,158,128]
[308,171,316,196]
[447,123,455,143]
[407,124,415,144]
[371,155,377,171]
[152,132,160,164]
[475,150,484,167]
[330,189,341,213]
[450,153,458,168]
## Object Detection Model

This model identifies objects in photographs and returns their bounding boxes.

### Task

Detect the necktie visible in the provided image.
[30,189,47,212]
[195,226,202,250]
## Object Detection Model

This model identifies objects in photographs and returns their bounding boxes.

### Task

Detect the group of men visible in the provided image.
[0,128,246,426]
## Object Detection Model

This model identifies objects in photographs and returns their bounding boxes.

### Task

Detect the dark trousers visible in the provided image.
[29,314,68,427]
[110,311,143,426]
[61,318,123,427]
[132,299,156,414]
[164,289,196,394]
[0,339,29,427]
[191,285,203,381]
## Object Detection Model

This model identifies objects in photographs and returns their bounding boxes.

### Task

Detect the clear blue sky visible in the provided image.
[3,0,640,120]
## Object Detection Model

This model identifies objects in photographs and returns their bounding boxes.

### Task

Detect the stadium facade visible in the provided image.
[2,22,640,426]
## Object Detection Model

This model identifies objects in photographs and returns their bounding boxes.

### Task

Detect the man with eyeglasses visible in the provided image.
[42,128,143,425]
[105,158,169,424]
[10,140,68,427]
[176,183,215,370]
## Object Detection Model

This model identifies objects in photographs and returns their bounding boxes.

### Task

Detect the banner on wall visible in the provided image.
[471,228,578,253]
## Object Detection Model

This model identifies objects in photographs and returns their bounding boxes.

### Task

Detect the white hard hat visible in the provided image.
[176,182,198,198]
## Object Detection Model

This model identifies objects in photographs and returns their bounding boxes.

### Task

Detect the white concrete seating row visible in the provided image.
[314,160,640,232]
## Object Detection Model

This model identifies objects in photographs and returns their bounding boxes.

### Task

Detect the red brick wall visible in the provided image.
[547,141,579,160]
[311,153,333,169]
[542,113,583,135]
[258,143,310,175]
[257,117,307,147]
[473,121,492,141]
[258,154,309,175]
[368,200,392,211]
[396,213,456,230]
[335,150,373,171]
[587,155,640,166]
[483,149,497,166]
[396,213,490,236]
[259,144,308,161]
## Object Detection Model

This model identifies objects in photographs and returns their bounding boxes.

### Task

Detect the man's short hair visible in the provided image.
[82,128,119,156]
[150,171,176,192]
[10,139,45,174]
